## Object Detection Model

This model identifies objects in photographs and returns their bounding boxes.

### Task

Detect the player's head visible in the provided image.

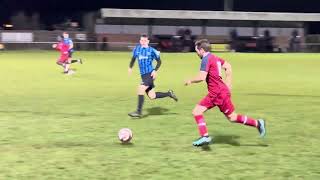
[195,39,211,58]
[62,32,69,39]
[59,35,64,42]
[139,34,149,47]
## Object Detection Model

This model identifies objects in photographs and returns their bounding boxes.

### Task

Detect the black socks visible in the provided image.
[155,92,170,99]
[137,95,144,114]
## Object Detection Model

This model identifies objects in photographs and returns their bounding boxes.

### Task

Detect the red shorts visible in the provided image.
[57,55,69,64]
[199,92,235,116]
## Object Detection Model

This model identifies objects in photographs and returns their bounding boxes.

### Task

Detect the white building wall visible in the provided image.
[95,24,304,37]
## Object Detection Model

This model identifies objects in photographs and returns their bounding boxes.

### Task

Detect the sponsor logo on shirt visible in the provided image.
[138,55,149,60]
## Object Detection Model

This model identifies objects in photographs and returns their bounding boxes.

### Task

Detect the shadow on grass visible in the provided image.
[140,107,178,118]
[32,142,98,149]
[201,145,212,151]
[214,135,241,146]
[245,93,320,98]
[214,135,269,147]
[119,142,134,147]
[240,143,269,147]
[60,68,77,74]
[32,142,135,149]
[0,110,93,117]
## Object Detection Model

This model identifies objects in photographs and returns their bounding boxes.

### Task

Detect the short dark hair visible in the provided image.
[195,39,211,52]
[140,34,148,38]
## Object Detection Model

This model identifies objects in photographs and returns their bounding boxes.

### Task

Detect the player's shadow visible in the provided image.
[0,110,93,117]
[214,135,241,146]
[201,145,212,151]
[32,142,101,149]
[246,93,320,98]
[32,142,136,149]
[142,107,178,118]
[214,134,268,147]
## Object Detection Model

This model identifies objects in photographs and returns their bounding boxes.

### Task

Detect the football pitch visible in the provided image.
[0,51,319,179]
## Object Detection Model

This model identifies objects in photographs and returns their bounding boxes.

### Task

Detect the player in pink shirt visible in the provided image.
[52,35,82,75]
[52,39,72,74]
[185,39,266,147]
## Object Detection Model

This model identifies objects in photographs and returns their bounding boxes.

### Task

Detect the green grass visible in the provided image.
[0,51,319,179]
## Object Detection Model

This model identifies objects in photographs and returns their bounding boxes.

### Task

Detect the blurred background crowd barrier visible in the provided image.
[1,9,320,52]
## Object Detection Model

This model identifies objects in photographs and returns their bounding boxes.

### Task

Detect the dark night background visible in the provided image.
[1,0,320,32]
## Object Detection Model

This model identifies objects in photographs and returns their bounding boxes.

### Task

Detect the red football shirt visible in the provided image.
[56,42,69,56]
[200,53,229,95]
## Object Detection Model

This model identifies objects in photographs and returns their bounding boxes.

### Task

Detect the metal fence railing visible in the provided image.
[0,42,159,51]
[1,41,320,52]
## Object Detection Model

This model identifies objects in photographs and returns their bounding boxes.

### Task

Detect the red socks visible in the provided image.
[235,115,258,127]
[194,115,208,136]
[193,114,258,137]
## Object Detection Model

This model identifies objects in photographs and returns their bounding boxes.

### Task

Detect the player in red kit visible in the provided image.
[52,39,74,74]
[185,39,266,147]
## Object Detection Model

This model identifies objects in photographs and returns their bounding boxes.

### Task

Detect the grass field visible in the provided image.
[0,51,319,179]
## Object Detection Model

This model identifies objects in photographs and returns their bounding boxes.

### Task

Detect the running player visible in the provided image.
[52,37,73,74]
[62,32,82,64]
[128,34,178,118]
[185,39,266,146]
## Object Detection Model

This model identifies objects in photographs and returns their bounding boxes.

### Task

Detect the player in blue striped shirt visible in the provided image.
[62,32,83,65]
[128,34,178,117]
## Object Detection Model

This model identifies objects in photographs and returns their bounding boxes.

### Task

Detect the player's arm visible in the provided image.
[128,56,136,75]
[222,61,232,90]
[129,56,136,68]
[151,49,161,79]
[185,58,208,85]
[185,71,207,86]
[128,46,139,74]
[154,58,162,71]
[151,57,161,79]
[69,40,74,50]
[52,43,60,50]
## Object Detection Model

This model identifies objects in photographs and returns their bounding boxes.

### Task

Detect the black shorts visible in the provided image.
[141,73,155,92]
[68,51,73,58]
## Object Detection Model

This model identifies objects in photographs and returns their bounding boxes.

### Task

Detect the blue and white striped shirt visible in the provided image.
[63,38,74,52]
[132,45,160,75]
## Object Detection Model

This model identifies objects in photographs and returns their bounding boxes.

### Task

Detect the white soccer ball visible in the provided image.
[118,128,133,143]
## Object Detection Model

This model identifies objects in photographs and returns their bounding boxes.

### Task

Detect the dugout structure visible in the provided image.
[98,9,320,52]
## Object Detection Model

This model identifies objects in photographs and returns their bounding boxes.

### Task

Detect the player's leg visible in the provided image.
[146,88,156,99]
[145,76,178,101]
[56,60,69,73]
[71,59,83,64]
[192,105,209,137]
[191,96,214,146]
[154,90,178,101]
[58,55,72,74]
[226,112,266,137]
[137,84,148,115]
[56,61,65,68]
[63,61,71,74]
[69,51,83,64]
[128,84,148,118]
[146,88,177,100]
[220,96,266,137]
[129,73,150,117]
[146,89,178,101]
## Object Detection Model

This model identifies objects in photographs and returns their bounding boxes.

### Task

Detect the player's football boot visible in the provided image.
[192,136,213,146]
[168,90,178,102]
[128,111,142,118]
[79,58,83,64]
[257,119,266,138]
[67,70,75,75]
